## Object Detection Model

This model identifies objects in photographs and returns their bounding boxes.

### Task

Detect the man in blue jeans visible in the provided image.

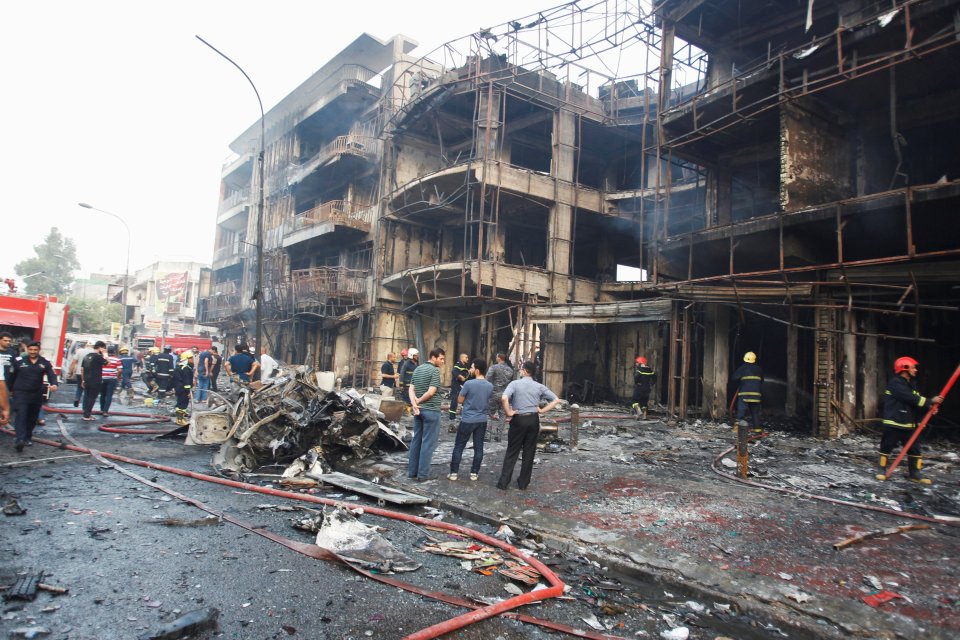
[195,347,212,403]
[407,347,445,482]
[448,358,492,482]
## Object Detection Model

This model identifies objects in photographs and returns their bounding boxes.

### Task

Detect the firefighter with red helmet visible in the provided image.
[631,356,656,419]
[876,356,943,484]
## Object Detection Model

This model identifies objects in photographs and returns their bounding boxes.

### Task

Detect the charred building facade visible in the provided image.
[206,0,960,436]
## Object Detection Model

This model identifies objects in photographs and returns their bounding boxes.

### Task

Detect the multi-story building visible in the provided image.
[129,261,211,336]
[206,1,960,435]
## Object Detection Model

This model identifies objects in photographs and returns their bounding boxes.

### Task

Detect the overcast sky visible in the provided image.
[0,0,569,285]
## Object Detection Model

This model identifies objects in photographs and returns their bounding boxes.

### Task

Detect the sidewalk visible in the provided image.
[360,413,960,639]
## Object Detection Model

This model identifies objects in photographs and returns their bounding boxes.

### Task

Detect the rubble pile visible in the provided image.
[189,367,404,476]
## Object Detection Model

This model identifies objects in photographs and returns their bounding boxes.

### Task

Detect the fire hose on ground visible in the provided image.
[2,412,625,640]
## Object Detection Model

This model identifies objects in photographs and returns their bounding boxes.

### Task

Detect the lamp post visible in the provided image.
[78,203,131,334]
[196,35,265,354]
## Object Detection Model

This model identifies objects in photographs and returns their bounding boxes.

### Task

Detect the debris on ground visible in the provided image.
[833,524,930,550]
[3,493,27,516]
[199,367,405,476]
[4,572,42,601]
[314,506,421,573]
[137,607,220,640]
[9,627,51,639]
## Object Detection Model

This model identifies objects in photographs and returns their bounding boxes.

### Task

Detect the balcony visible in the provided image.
[212,241,249,270]
[217,187,251,229]
[203,279,244,322]
[286,135,382,187]
[290,267,368,314]
[282,200,373,249]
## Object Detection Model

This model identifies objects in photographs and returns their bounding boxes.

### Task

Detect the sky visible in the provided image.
[0,0,573,286]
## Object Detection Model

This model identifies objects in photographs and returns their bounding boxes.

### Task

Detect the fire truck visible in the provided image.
[135,334,212,354]
[0,292,69,373]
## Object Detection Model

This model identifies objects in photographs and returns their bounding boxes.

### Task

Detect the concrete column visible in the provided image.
[702,305,730,419]
[861,313,878,420]
[842,310,857,435]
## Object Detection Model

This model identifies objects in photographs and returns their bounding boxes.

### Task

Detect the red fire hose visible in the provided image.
[882,363,960,479]
[43,406,173,434]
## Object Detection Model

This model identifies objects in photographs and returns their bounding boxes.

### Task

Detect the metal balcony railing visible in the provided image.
[287,200,373,235]
[290,267,368,308]
[203,279,244,320]
[212,241,249,265]
[218,187,251,214]
[287,135,382,186]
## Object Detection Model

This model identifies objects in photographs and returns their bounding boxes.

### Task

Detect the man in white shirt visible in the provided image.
[259,348,279,382]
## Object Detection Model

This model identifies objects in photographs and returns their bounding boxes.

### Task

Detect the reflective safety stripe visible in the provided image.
[882,419,916,429]
[739,391,761,396]
[637,372,655,376]
[742,399,761,403]
[741,376,762,380]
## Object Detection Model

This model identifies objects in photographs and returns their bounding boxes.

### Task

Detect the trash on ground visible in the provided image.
[137,607,220,640]
[315,506,421,573]
[833,524,930,550]
[861,590,903,607]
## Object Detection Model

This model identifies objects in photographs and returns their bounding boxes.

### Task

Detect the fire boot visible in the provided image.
[175,408,189,427]
[875,454,888,481]
[631,402,640,417]
[641,406,648,420]
[907,455,932,485]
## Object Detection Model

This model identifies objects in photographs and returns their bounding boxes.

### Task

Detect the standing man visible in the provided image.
[225,343,258,384]
[209,346,222,392]
[448,358,492,482]
[258,347,278,382]
[0,376,8,428]
[154,345,176,399]
[143,347,160,396]
[80,341,107,421]
[1,332,20,384]
[195,346,212,404]
[395,349,409,399]
[631,356,656,419]
[876,356,943,484]
[399,348,419,412]
[448,353,470,428]
[379,352,398,398]
[731,351,764,433]
[7,341,58,451]
[486,353,514,442]
[118,347,136,401]
[496,360,560,491]
[99,345,121,415]
[407,347,445,482]
[173,350,195,426]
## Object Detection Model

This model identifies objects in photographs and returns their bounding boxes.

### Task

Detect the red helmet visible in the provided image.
[894,356,918,373]
[636,356,647,365]
[401,349,408,358]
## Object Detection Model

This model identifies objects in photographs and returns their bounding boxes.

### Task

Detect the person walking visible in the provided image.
[118,347,136,401]
[209,346,222,392]
[195,346,212,404]
[875,356,943,484]
[258,347,278,383]
[99,345,121,414]
[379,352,398,398]
[173,350,195,426]
[731,351,764,433]
[407,347,445,482]
[485,353,514,442]
[1,332,20,384]
[448,353,470,428]
[496,360,560,491]
[7,341,58,451]
[154,346,176,399]
[80,341,107,421]
[631,356,656,419]
[448,358,492,482]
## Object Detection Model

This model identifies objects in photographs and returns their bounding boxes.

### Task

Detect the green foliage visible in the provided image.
[14,227,81,296]
[66,297,122,334]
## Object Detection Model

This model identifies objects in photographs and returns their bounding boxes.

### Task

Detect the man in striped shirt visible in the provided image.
[407,347,446,482]
[100,345,121,414]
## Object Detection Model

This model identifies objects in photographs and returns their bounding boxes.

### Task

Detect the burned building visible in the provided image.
[206,0,960,436]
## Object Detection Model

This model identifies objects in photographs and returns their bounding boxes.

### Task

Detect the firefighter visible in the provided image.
[731,351,764,433]
[876,356,943,484]
[173,350,195,426]
[119,347,136,400]
[631,356,656,419]
[143,347,160,395]
[154,346,176,399]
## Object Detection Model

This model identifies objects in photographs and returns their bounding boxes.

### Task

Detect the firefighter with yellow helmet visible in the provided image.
[876,356,943,484]
[731,351,764,433]
[172,350,194,426]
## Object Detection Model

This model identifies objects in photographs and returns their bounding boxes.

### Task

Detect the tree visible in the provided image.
[14,227,81,297]
[66,298,123,334]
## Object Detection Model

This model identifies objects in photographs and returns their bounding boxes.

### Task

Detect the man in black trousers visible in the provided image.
[8,341,58,451]
[496,360,560,491]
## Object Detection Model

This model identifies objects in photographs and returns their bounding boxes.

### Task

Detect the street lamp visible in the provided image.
[196,35,265,354]
[77,203,131,330]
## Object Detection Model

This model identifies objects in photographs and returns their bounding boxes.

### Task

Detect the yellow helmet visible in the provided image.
[119,347,129,354]
[743,351,757,363]
[149,347,161,354]
[180,350,194,361]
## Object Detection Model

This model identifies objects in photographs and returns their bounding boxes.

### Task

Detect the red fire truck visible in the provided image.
[0,293,69,373]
